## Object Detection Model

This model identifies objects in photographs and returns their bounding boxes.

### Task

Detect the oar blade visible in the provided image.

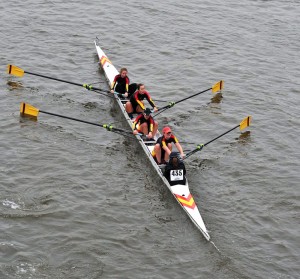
[20,102,39,117]
[240,116,252,130]
[7,65,25,77]
[212,80,224,93]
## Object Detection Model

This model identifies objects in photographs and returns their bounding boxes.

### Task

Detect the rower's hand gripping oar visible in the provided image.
[19,103,133,137]
[154,80,224,116]
[185,116,252,159]
[7,65,114,98]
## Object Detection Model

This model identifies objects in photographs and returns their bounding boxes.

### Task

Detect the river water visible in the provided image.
[0,0,299,278]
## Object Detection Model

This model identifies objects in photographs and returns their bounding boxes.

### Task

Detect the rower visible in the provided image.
[125,83,158,119]
[132,108,158,141]
[110,67,137,98]
[164,152,186,185]
[152,126,185,165]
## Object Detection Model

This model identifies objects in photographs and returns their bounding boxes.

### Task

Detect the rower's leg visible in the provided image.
[164,143,172,162]
[135,102,144,113]
[125,101,133,113]
[140,123,148,135]
[125,102,134,119]
[154,143,162,163]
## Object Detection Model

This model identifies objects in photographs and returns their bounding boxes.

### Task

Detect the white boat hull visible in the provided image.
[94,38,210,241]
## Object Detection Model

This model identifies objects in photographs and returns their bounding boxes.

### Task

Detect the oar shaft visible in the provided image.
[175,87,211,105]
[153,99,169,102]
[184,149,198,159]
[185,124,240,159]
[204,124,239,146]
[25,71,83,88]
[38,110,131,134]
[39,110,104,128]
[157,87,211,111]
[25,70,109,94]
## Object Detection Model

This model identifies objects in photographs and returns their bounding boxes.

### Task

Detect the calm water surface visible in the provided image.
[0,0,299,278]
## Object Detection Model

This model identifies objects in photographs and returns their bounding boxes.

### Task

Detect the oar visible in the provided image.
[155,80,224,115]
[19,102,133,137]
[7,65,114,98]
[185,116,252,159]
[152,98,169,103]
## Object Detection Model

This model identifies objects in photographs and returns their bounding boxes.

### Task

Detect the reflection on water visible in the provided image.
[237,131,251,143]
[7,80,24,90]
[210,93,223,104]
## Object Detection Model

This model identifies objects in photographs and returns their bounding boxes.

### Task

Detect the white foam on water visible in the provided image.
[2,199,21,209]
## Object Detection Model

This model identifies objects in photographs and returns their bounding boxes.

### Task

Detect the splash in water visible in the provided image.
[2,199,20,209]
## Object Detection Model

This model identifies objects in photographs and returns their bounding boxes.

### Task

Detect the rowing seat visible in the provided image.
[144,140,156,145]
[158,164,166,170]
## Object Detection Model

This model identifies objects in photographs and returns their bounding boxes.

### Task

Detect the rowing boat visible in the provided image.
[94,37,210,241]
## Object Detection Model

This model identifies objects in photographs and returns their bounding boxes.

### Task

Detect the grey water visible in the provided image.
[0,0,299,278]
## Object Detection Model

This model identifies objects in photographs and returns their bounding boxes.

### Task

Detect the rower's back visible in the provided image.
[164,152,186,186]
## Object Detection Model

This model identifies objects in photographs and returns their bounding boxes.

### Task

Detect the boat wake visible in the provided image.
[210,240,222,254]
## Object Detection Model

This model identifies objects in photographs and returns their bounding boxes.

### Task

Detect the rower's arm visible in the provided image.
[145,92,156,109]
[136,97,145,110]
[111,81,115,91]
[132,114,141,130]
[111,75,117,91]
[132,121,137,130]
[175,142,184,157]
[125,77,129,92]
[149,118,154,132]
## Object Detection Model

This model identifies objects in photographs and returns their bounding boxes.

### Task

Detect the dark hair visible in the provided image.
[137,83,144,90]
[169,152,183,164]
[144,108,152,115]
